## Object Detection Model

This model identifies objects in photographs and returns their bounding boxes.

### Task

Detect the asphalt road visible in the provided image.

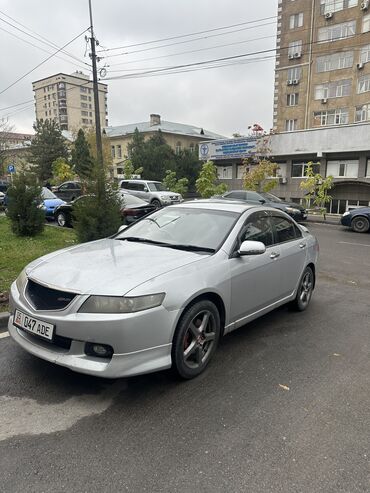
[0,223,369,493]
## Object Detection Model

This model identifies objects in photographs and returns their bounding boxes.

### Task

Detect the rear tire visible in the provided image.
[172,300,221,379]
[290,266,314,312]
[351,216,369,233]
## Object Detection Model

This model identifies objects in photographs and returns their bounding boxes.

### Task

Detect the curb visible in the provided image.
[0,312,9,330]
[306,216,340,226]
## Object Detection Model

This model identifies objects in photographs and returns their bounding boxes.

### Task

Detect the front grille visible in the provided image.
[19,327,72,350]
[26,279,77,310]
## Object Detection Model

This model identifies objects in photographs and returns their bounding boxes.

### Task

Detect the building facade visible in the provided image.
[32,72,108,132]
[105,114,226,180]
[274,0,370,132]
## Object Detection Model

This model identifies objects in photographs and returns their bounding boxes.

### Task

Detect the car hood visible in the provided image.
[43,198,66,208]
[26,238,205,296]
[270,200,305,211]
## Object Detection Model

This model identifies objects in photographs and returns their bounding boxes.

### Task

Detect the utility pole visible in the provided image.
[88,0,103,167]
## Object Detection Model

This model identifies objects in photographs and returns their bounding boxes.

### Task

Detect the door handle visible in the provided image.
[299,243,306,249]
[270,252,280,259]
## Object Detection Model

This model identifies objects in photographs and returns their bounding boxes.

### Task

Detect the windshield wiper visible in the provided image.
[165,244,215,253]
[117,236,169,247]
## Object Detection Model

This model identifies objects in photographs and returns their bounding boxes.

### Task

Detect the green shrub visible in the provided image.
[7,172,44,237]
[73,165,122,243]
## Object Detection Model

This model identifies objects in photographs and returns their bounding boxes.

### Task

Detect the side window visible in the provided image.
[246,192,263,203]
[120,181,129,189]
[240,213,274,247]
[60,184,68,190]
[294,224,303,238]
[227,191,246,200]
[136,183,146,191]
[271,216,297,243]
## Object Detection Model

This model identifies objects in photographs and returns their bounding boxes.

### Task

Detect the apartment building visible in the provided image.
[32,72,108,132]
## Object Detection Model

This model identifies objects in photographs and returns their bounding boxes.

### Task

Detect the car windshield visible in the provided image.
[41,188,58,200]
[259,192,283,203]
[116,207,239,251]
[147,182,167,192]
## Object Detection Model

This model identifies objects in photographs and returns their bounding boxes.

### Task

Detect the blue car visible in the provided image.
[41,187,66,219]
[341,207,370,233]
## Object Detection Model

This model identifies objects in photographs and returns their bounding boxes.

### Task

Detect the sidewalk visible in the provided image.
[306,213,340,225]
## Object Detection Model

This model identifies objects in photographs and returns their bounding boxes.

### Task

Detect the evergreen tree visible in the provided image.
[29,119,69,181]
[72,129,94,178]
[175,147,201,192]
[127,128,146,172]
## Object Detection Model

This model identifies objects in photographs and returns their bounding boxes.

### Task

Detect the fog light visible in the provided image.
[85,342,113,359]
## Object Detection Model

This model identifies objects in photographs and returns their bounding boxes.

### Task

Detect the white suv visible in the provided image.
[119,179,183,208]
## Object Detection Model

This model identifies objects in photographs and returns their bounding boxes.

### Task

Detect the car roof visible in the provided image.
[122,179,160,183]
[169,199,260,214]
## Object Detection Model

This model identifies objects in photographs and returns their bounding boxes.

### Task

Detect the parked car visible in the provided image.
[54,192,155,227]
[0,191,5,206]
[52,181,82,202]
[341,207,370,233]
[0,180,9,193]
[9,200,318,379]
[40,187,65,219]
[220,190,307,222]
[119,179,183,208]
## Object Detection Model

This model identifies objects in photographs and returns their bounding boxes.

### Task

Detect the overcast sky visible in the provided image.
[0,0,278,138]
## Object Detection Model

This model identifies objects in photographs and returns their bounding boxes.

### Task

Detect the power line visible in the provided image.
[0,27,89,96]
[0,11,89,67]
[98,15,278,53]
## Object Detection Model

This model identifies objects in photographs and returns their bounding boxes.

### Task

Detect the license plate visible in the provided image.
[14,309,54,341]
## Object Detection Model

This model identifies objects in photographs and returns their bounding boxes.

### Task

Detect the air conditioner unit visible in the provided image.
[325,12,334,19]
[293,52,302,58]
[280,177,287,184]
[287,79,294,85]
[292,79,299,85]
[321,98,328,104]
[361,0,369,11]
[288,54,295,59]
[357,62,365,69]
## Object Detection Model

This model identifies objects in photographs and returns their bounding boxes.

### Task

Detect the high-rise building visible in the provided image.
[274,0,370,132]
[32,71,108,132]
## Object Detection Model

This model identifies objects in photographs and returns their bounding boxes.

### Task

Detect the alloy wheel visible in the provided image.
[182,310,217,370]
[299,270,313,309]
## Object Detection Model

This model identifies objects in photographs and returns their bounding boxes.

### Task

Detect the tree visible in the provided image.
[71,129,93,178]
[300,162,333,219]
[123,159,143,179]
[73,164,122,242]
[29,119,69,182]
[174,147,201,192]
[85,128,113,173]
[243,134,279,192]
[6,172,44,236]
[127,128,146,172]
[163,170,188,195]
[51,158,74,185]
[0,121,14,176]
[196,160,227,198]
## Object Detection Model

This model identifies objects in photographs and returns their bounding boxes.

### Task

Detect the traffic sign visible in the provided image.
[7,164,15,173]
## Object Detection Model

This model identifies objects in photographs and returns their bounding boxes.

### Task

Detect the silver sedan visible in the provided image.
[9,200,319,379]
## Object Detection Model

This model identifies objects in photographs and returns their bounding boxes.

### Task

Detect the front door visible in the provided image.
[229,211,281,323]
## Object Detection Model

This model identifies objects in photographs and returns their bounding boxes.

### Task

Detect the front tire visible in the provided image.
[290,266,314,312]
[151,199,162,209]
[172,300,221,379]
[351,216,370,233]
[56,212,69,227]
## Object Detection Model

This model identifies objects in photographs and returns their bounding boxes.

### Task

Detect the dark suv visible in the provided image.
[221,190,307,221]
[52,181,82,202]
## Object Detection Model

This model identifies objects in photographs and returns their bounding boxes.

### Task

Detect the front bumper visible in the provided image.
[8,282,179,378]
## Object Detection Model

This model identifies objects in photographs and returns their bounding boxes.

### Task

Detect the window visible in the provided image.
[285,119,298,131]
[111,145,115,158]
[320,0,358,14]
[189,143,195,153]
[289,13,303,29]
[358,74,370,93]
[246,191,265,202]
[313,108,349,126]
[80,95,88,101]
[318,21,356,43]
[355,103,370,122]
[314,79,351,99]
[316,51,353,72]
[287,93,299,106]
[81,103,88,108]
[288,40,302,57]
[291,162,320,178]
[271,216,299,243]
[82,118,89,124]
[217,166,232,179]
[326,160,359,177]
[287,67,302,80]
[360,44,370,64]
[366,160,370,177]
[80,86,88,93]
[237,165,245,179]
[175,141,182,154]
[362,13,370,33]
[117,168,123,175]
[117,145,122,158]
[225,191,246,200]
[241,214,274,247]
[81,110,88,116]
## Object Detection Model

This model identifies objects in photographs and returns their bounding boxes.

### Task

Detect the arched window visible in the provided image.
[175,141,182,154]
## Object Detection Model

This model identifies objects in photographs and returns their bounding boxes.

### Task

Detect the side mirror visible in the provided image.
[259,199,266,204]
[143,187,148,192]
[238,240,266,256]
[118,224,128,233]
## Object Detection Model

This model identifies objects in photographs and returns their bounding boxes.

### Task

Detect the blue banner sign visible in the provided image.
[199,137,257,161]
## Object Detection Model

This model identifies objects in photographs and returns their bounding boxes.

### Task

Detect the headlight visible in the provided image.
[160,195,170,201]
[343,211,350,216]
[285,207,300,214]
[79,293,165,314]
[16,268,28,293]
